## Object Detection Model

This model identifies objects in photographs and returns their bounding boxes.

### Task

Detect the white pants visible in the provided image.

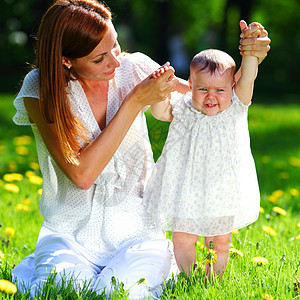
[12,227,178,299]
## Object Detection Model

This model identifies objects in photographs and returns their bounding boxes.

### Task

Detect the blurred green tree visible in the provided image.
[0,0,298,102]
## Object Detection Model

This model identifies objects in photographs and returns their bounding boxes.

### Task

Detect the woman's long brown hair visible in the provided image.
[36,0,111,165]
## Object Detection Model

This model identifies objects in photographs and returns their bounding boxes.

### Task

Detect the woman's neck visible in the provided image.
[78,77,109,91]
[79,79,109,131]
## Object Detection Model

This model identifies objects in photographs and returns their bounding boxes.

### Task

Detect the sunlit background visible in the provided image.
[0,0,299,103]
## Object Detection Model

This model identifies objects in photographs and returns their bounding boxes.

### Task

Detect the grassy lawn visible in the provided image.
[0,93,299,299]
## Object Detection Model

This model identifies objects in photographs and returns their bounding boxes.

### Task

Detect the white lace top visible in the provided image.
[145,90,260,236]
[13,52,165,265]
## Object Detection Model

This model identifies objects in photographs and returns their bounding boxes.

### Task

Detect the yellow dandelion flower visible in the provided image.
[29,175,43,185]
[195,261,206,271]
[25,170,35,178]
[272,206,287,216]
[272,190,285,198]
[290,189,299,197]
[15,203,29,212]
[22,205,29,212]
[38,188,43,196]
[196,241,206,250]
[30,162,40,171]
[297,222,300,228]
[13,135,32,146]
[5,227,15,238]
[262,293,273,300]
[0,279,17,294]
[251,257,268,266]
[15,146,29,155]
[262,156,271,164]
[262,225,277,236]
[22,197,30,205]
[260,207,265,213]
[232,230,239,235]
[229,248,244,257]
[296,235,300,240]
[4,183,19,193]
[206,249,217,265]
[15,204,24,211]
[267,195,277,204]
[289,157,300,167]
[0,250,4,259]
[3,173,23,182]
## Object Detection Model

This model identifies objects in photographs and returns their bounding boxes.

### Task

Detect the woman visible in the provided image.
[11,0,270,298]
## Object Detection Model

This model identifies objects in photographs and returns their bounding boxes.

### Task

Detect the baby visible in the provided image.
[145,39,260,277]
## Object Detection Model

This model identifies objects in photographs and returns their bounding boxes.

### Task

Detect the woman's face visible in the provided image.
[68,21,121,82]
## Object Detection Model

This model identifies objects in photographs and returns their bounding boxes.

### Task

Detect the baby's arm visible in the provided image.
[150,64,175,122]
[234,21,259,105]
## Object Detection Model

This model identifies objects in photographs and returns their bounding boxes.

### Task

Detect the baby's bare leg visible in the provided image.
[204,233,231,277]
[172,232,199,276]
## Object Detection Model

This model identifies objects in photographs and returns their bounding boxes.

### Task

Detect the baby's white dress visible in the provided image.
[145,90,260,236]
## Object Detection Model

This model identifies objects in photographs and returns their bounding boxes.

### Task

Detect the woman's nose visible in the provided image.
[108,50,121,68]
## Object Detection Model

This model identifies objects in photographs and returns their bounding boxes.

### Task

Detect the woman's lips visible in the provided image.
[104,69,115,75]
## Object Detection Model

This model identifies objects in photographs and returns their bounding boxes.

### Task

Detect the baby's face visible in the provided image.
[189,68,234,116]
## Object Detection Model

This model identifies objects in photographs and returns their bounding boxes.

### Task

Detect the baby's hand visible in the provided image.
[240,20,262,38]
[247,25,261,38]
[152,62,175,82]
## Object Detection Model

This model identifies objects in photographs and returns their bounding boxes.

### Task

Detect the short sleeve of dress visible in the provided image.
[13,69,39,126]
[232,88,251,112]
[170,91,189,118]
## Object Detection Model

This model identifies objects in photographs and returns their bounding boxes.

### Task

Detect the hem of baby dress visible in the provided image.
[159,212,259,237]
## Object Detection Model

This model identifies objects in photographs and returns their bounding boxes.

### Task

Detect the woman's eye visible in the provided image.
[113,40,119,48]
[94,56,104,64]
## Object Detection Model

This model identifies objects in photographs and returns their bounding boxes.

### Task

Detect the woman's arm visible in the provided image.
[234,21,259,105]
[235,20,270,82]
[25,68,179,190]
[150,63,189,122]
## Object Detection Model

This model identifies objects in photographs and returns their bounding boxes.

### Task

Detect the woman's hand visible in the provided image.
[125,64,179,110]
[239,20,271,64]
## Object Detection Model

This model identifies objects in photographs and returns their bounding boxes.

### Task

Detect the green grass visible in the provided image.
[0,94,299,299]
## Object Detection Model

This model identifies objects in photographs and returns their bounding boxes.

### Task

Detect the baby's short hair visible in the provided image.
[190,49,236,77]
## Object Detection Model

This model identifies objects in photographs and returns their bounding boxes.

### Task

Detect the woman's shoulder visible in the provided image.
[119,52,160,76]
[23,69,39,85]
[13,69,39,126]
[120,52,155,64]
[17,69,39,99]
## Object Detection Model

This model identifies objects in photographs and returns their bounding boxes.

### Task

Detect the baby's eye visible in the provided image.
[199,88,207,92]
[217,89,223,92]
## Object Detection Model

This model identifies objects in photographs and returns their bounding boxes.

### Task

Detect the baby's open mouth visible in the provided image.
[204,103,217,108]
